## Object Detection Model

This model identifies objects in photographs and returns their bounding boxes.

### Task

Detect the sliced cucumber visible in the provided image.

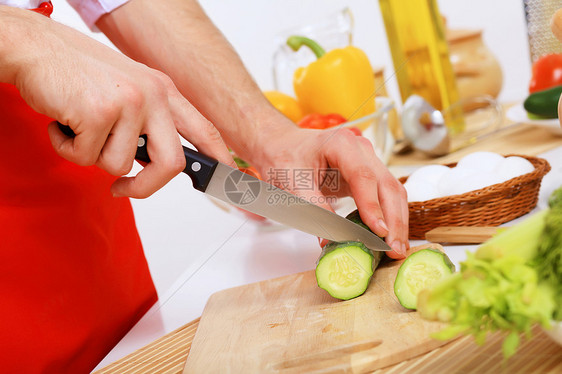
[394,248,455,310]
[343,210,384,269]
[316,241,376,300]
[315,209,385,300]
[345,209,371,231]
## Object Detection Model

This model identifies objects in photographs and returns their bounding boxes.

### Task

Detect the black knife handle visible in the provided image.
[56,122,218,192]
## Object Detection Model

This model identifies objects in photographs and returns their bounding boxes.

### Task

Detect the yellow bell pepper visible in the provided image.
[287,36,376,120]
[263,90,304,123]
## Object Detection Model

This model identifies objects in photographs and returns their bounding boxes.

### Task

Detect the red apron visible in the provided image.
[0,6,157,371]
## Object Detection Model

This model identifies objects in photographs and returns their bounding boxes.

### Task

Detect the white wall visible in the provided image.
[197,0,531,102]
[50,0,534,296]
[54,0,532,102]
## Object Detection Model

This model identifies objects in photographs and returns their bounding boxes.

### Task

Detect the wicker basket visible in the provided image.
[399,155,551,240]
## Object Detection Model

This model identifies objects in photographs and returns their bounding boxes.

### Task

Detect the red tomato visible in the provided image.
[529,54,562,93]
[297,113,347,129]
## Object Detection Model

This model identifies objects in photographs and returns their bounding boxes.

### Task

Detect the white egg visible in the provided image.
[406,164,451,187]
[404,180,441,202]
[437,167,479,196]
[442,172,504,196]
[456,151,504,173]
[494,156,535,183]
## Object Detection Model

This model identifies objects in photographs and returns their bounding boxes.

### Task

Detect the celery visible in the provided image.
[417,186,562,358]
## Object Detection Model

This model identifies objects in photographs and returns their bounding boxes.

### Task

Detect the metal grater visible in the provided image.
[524,0,562,62]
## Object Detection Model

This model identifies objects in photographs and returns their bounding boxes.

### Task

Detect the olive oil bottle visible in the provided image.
[379,0,464,134]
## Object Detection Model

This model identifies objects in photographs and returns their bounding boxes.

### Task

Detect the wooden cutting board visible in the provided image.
[183,244,453,373]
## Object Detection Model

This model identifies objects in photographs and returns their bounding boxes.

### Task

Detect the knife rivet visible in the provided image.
[191,162,202,172]
[137,137,146,147]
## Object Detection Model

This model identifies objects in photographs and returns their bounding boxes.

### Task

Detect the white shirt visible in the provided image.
[66,0,130,28]
[0,1,44,7]
[0,1,130,28]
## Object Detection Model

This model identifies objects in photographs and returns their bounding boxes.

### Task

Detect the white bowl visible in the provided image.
[543,320,562,346]
[506,103,562,136]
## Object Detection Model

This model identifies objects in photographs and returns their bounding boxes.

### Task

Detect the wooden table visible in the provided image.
[95,319,561,374]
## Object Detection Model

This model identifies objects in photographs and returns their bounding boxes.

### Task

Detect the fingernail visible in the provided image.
[378,219,389,233]
[401,243,408,256]
[391,240,403,256]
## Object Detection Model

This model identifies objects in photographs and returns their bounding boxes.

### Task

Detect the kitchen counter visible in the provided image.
[94,140,562,371]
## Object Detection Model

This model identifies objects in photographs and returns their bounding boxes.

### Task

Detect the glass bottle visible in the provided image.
[379,0,464,134]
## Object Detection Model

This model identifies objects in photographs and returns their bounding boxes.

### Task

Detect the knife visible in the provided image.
[57,123,390,251]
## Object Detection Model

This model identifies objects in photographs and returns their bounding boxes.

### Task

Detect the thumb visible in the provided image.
[47,121,103,166]
[47,121,77,162]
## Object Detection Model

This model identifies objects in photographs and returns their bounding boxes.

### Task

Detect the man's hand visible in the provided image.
[0,6,234,198]
[89,0,409,257]
[253,121,409,259]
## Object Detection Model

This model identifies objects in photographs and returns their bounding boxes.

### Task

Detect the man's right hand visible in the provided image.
[0,6,235,198]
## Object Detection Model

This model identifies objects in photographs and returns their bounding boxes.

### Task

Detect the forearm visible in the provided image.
[0,6,43,85]
[96,0,293,166]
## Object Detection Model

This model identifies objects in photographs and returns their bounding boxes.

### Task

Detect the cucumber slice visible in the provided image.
[394,248,455,310]
[316,241,376,300]
[345,209,371,231]
[315,209,385,300]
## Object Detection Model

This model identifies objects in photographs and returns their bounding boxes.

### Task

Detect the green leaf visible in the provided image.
[502,331,520,359]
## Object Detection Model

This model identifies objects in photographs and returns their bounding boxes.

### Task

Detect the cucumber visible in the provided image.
[316,241,376,300]
[393,248,455,310]
[345,209,371,231]
[315,210,385,300]
[527,112,554,120]
[344,210,384,270]
[523,85,562,119]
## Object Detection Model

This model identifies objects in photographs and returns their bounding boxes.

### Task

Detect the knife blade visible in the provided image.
[57,123,390,251]
[205,163,390,251]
